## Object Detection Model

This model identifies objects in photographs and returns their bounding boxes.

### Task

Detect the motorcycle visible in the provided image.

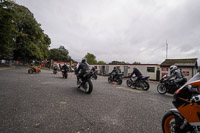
[91,68,98,80]
[157,75,187,95]
[62,70,68,79]
[76,70,93,94]
[28,66,41,74]
[108,73,123,85]
[126,76,150,91]
[162,73,200,133]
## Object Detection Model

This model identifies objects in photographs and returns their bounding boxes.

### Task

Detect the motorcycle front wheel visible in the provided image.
[157,84,167,94]
[162,111,185,133]
[126,80,131,87]
[28,69,33,74]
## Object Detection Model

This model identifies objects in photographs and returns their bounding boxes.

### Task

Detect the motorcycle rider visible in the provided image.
[75,58,90,87]
[111,67,119,80]
[62,63,69,74]
[167,65,187,87]
[129,67,143,83]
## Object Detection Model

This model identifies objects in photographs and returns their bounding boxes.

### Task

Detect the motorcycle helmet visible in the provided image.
[82,58,87,63]
[170,65,177,72]
[114,67,116,70]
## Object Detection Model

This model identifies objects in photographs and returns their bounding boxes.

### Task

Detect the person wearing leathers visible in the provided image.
[129,67,143,83]
[75,58,90,87]
[167,65,187,87]
[110,67,119,80]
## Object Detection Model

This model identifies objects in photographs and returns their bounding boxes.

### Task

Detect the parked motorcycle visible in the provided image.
[157,75,187,95]
[108,73,123,85]
[76,70,93,94]
[126,76,150,91]
[28,66,41,74]
[162,73,200,133]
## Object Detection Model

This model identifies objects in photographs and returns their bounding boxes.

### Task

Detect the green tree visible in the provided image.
[50,46,72,62]
[133,61,141,64]
[109,61,129,64]
[84,53,97,65]
[98,61,106,65]
[0,1,51,61]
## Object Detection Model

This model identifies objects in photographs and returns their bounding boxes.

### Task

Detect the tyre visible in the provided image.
[141,81,150,91]
[117,79,122,85]
[85,79,93,94]
[126,80,131,87]
[28,69,33,74]
[108,77,112,83]
[157,84,167,94]
[162,111,184,133]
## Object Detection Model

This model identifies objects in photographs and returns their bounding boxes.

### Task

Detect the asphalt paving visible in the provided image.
[0,67,174,133]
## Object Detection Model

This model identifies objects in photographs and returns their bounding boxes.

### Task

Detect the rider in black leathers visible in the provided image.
[62,63,69,72]
[167,65,187,86]
[111,67,119,80]
[129,67,143,82]
[76,58,90,85]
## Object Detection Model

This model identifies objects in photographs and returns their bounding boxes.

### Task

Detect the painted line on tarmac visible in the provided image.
[116,87,144,93]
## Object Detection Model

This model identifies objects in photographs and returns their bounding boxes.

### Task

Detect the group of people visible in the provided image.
[54,58,187,88]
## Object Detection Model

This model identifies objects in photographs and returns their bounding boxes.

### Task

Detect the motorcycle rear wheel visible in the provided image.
[108,77,112,83]
[126,80,131,87]
[85,80,93,94]
[141,81,149,91]
[117,79,122,85]
[157,84,167,94]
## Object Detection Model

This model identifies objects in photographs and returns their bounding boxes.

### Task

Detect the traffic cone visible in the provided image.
[114,82,117,86]
[70,73,72,78]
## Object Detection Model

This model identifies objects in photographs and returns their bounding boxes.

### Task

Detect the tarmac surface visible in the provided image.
[0,67,174,133]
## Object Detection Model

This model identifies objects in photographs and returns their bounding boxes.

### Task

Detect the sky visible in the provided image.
[16,0,200,64]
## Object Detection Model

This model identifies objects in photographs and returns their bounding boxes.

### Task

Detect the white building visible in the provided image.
[160,58,198,80]
[89,64,160,80]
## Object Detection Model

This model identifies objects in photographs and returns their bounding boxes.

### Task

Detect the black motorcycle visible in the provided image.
[62,70,68,79]
[126,76,150,91]
[108,73,123,85]
[76,70,93,94]
[91,68,97,80]
[157,75,187,95]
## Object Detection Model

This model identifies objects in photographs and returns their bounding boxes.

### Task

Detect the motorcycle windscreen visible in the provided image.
[181,72,200,88]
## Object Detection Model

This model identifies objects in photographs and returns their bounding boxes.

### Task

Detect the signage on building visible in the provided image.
[183,71,190,76]
[162,67,168,71]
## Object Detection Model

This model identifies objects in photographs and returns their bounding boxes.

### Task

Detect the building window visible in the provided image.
[147,67,155,73]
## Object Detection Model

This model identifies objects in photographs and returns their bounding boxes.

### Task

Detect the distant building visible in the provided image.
[160,58,198,80]
[90,64,160,80]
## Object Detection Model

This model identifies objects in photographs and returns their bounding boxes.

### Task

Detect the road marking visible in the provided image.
[116,87,144,93]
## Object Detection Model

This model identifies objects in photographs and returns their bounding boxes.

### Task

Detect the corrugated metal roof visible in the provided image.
[160,58,198,67]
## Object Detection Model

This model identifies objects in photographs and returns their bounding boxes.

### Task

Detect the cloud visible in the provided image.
[17,0,200,64]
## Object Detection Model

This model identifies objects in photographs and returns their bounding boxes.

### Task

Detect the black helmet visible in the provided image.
[114,67,116,70]
[82,58,86,63]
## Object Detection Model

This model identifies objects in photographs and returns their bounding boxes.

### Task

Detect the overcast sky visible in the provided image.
[17,0,200,64]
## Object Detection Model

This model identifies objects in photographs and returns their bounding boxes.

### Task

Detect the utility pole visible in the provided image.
[166,40,168,59]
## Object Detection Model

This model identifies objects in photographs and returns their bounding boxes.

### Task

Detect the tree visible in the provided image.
[133,62,141,64]
[0,1,51,61]
[84,53,97,65]
[50,46,72,62]
[109,61,129,64]
[98,61,106,65]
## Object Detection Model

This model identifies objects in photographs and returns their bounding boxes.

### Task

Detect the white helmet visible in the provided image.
[170,65,177,72]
